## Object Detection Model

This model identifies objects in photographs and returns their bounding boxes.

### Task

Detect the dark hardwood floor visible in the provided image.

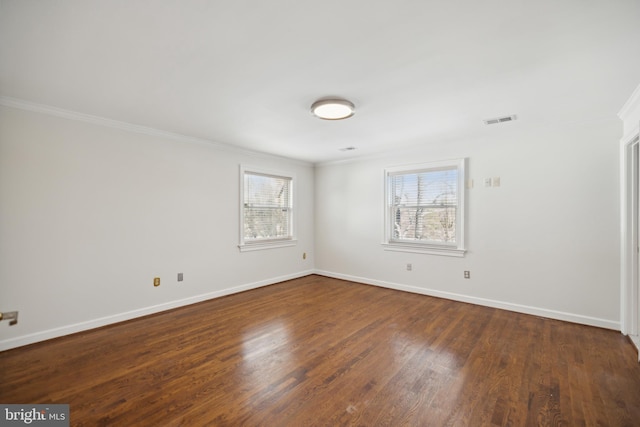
[1,275,639,426]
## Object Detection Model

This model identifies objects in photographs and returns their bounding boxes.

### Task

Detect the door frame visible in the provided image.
[621,134,639,339]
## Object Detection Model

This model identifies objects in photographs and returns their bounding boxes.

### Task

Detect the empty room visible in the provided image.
[1,1,640,425]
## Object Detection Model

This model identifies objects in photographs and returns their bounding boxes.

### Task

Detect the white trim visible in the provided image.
[382,242,465,257]
[619,83,640,338]
[314,270,620,330]
[0,270,314,352]
[622,126,640,149]
[239,165,297,251]
[382,158,467,255]
[239,239,297,252]
[618,83,640,122]
[629,335,640,362]
[0,96,312,167]
[620,133,640,336]
[1,269,623,352]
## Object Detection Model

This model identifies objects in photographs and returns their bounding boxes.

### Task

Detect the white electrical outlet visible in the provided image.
[407,263,412,271]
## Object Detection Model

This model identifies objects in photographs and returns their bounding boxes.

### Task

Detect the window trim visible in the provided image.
[382,158,466,257]
[239,165,297,252]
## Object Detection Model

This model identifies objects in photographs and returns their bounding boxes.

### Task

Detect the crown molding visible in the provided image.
[618,83,640,122]
[0,96,312,167]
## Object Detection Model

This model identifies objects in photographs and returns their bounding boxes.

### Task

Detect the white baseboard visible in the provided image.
[0,270,314,352]
[2,269,621,352]
[629,335,640,362]
[314,270,621,331]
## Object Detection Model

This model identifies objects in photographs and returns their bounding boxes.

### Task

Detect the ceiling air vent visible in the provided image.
[484,115,517,125]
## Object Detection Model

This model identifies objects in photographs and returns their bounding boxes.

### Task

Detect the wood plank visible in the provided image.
[1,275,639,426]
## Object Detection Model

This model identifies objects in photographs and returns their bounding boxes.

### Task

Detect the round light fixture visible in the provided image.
[310,98,355,120]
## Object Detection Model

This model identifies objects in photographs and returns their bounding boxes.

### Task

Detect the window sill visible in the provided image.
[239,239,297,252]
[382,242,466,257]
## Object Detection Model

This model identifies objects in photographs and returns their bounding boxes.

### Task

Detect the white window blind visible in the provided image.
[241,169,294,249]
[390,167,458,244]
[384,159,466,256]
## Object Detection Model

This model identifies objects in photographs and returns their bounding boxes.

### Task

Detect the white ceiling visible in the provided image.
[1,0,639,164]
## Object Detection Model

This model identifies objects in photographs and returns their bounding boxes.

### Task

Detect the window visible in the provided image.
[239,166,295,251]
[383,159,466,257]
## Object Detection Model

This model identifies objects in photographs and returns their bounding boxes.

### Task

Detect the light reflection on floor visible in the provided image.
[389,330,465,410]
[239,319,299,396]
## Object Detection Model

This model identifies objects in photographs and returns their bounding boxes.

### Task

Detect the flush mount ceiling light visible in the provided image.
[310,98,355,120]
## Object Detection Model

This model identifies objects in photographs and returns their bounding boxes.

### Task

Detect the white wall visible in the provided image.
[315,119,621,329]
[0,105,315,350]
[0,102,624,351]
